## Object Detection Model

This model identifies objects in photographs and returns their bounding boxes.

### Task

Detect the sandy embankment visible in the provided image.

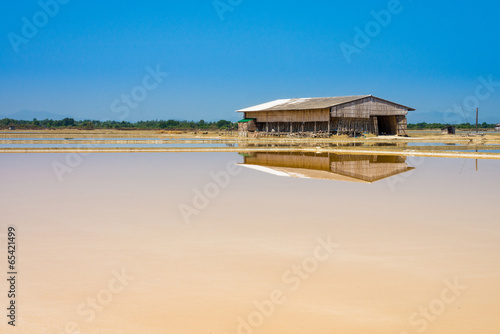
[0,129,499,159]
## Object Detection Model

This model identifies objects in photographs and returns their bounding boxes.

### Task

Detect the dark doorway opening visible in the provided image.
[377,116,397,135]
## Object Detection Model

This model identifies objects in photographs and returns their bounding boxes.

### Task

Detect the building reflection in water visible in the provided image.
[238,152,415,183]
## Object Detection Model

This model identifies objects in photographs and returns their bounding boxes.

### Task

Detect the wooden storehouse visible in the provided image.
[237,95,415,137]
[495,124,500,131]
[238,152,415,183]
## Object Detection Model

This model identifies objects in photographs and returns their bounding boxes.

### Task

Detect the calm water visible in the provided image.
[407,142,500,147]
[0,143,235,148]
[0,137,220,141]
[1,139,499,152]
[0,152,499,333]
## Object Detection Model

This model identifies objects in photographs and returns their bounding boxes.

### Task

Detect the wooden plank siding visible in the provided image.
[334,117,375,134]
[396,116,408,136]
[244,109,330,123]
[331,96,408,119]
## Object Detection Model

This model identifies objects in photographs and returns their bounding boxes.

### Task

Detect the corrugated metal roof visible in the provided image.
[237,95,415,112]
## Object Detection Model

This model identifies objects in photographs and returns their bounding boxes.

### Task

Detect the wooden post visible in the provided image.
[328,117,331,134]
[476,108,479,134]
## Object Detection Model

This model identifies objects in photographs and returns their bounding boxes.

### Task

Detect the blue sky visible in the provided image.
[1,0,499,123]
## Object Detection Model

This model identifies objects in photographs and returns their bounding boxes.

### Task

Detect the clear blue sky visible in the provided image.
[1,0,499,123]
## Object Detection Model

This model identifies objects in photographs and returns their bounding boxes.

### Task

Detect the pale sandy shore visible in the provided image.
[1,129,500,159]
[1,129,500,142]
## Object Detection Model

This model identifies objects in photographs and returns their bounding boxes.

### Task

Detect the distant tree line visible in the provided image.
[0,118,236,130]
[407,122,497,130]
[1,118,497,131]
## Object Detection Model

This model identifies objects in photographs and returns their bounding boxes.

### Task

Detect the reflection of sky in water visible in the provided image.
[407,142,500,147]
[477,150,500,153]
[0,137,219,141]
[0,143,236,148]
[0,153,499,333]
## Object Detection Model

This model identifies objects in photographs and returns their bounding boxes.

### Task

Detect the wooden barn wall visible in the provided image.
[256,122,329,132]
[246,109,330,123]
[396,116,408,136]
[334,117,375,134]
[331,97,408,118]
